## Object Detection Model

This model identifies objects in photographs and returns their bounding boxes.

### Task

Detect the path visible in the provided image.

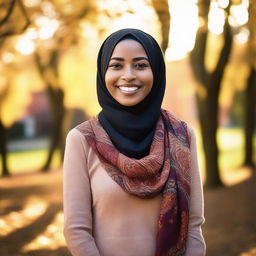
[0,169,256,256]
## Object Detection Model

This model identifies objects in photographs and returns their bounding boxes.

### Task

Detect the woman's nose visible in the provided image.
[121,67,136,81]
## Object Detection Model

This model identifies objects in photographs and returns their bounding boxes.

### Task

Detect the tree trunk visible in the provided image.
[243,67,256,168]
[189,1,232,188]
[244,0,256,169]
[197,80,223,188]
[34,51,66,172]
[0,119,10,176]
[151,0,170,53]
[41,88,65,171]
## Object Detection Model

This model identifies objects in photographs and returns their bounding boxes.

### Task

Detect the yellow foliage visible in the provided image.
[1,69,44,126]
[59,45,101,117]
[219,42,249,107]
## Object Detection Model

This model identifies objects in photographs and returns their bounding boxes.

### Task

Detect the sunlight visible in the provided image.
[26,28,39,40]
[41,1,57,18]
[166,0,199,61]
[229,4,248,27]
[23,199,47,218]
[15,37,36,55]
[221,166,252,186]
[218,0,229,9]
[81,22,98,40]
[37,236,51,245]
[35,16,60,40]
[98,0,159,38]
[24,0,40,7]
[234,27,250,44]
[208,2,225,35]
[110,12,152,32]
[15,16,59,55]
[218,128,243,149]
[0,197,47,236]
[2,52,14,63]
[240,247,256,256]
[22,212,66,252]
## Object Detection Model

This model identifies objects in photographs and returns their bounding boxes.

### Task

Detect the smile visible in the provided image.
[116,85,141,95]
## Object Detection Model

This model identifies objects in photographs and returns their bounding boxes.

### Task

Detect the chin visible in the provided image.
[114,95,142,107]
[118,101,139,107]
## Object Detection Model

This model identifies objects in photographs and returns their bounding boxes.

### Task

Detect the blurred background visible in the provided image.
[0,0,255,255]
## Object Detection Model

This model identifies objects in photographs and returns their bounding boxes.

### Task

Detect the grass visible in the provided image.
[196,127,256,185]
[0,127,255,184]
[0,149,61,175]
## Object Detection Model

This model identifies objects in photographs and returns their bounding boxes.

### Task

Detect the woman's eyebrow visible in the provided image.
[133,57,149,62]
[109,57,149,62]
[110,57,124,61]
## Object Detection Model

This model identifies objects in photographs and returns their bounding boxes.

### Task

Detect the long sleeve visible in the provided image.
[63,128,101,256]
[185,126,206,256]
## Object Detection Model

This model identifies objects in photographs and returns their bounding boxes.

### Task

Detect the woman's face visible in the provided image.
[105,39,153,107]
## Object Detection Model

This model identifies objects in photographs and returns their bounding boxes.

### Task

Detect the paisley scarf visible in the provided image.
[76,109,191,256]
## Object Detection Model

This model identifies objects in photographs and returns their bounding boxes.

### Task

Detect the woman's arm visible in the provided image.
[185,126,206,256]
[63,128,101,256]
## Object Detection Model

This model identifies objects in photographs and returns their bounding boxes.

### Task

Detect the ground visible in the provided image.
[0,169,256,256]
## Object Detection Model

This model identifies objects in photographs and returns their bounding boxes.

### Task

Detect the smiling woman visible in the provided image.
[105,39,153,106]
[63,28,206,256]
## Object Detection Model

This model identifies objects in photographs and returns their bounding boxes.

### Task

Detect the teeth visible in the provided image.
[119,86,139,92]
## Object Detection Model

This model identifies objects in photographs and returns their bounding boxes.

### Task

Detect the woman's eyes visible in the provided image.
[135,63,149,69]
[108,62,149,69]
[108,63,121,69]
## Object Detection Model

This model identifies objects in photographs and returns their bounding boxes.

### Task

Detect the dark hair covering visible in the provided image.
[97,28,166,159]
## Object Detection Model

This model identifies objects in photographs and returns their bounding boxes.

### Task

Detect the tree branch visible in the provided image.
[0,0,31,38]
[17,0,31,30]
[0,0,16,27]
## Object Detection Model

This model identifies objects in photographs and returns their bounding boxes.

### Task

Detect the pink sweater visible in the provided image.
[63,125,206,256]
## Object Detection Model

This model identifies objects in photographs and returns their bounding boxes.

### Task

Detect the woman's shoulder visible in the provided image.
[161,108,189,127]
[66,117,96,143]
[68,116,98,137]
[161,108,196,145]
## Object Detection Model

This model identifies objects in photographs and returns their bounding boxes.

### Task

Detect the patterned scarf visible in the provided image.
[76,109,191,256]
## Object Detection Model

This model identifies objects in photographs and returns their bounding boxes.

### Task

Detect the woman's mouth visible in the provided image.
[116,85,141,95]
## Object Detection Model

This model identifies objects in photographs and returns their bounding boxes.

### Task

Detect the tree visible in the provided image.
[243,0,256,169]
[151,0,170,53]
[0,0,176,175]
[34,50,65,171]
[0,85,10,176]
[0,0,31,176]
[29,0,98,171]
[190,0,234,188]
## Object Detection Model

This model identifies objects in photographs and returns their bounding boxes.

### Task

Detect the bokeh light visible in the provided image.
[35,16,60,40]
[208,1,225,35]
[24,0,40,7]
[0,197,47,236]
[218,0,229,9]
[2,52,15,63]
[234,27,250,44]
[166,0,199,61]
[229,4,249,27]
[15,37,36,55]
[22,212,66,252]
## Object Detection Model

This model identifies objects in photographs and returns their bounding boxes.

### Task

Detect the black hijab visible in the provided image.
[97,28,166,159]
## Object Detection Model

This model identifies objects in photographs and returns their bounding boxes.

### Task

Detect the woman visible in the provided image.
[63,28,206,256]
